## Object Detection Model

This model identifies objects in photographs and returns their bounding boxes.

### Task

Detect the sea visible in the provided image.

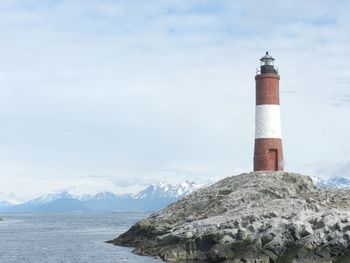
[0,212,162,263]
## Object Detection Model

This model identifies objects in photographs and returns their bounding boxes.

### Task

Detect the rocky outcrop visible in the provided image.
[109,172,350,262]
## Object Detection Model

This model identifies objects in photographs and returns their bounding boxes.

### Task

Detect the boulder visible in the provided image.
[109,172,350,262]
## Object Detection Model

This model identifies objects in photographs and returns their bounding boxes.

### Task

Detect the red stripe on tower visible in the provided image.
[254,52,284,171]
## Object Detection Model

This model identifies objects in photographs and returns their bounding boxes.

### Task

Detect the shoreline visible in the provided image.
[109,172,350,263]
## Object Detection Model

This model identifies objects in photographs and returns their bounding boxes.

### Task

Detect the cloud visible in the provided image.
[0,0,349,197]
[302,159,350,179]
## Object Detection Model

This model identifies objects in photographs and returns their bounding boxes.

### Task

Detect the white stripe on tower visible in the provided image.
[255,105,282,139]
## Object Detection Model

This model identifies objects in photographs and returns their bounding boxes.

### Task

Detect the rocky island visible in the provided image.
[109,172,350,262]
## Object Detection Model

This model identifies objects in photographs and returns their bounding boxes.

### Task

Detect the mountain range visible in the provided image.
[0,181,201,213]
[315,176,350,189]
[1,176,349,213]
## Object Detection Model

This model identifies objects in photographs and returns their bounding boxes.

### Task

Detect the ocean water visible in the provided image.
[0,213,162,263]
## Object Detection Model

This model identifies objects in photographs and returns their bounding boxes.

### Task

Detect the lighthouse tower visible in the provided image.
[254,52,283,171]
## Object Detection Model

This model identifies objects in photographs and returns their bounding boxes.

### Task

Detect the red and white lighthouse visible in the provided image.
[254,52,283,171]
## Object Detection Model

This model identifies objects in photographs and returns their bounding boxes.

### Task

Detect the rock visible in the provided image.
[219,235,235,245]
[109,172,350,262]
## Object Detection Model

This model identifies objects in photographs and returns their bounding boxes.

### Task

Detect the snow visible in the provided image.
[134,180,202,199]
[316,176,350,189]
[0,192,24,205]
[0,181,203,206]
[27,191,75,205]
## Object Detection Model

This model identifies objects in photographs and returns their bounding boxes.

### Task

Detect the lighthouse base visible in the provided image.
[254,138,283,171]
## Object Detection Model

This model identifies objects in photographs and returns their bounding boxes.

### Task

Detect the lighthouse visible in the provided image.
[254,52,283,171]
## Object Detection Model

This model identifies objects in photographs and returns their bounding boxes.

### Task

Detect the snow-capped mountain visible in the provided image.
[134,181,201,199]
[23,191,130,204]
[26,191,75,205]
[0,192,23,205]
[90,192,133,200]
[0,181,202,213]
[316,176,350,189]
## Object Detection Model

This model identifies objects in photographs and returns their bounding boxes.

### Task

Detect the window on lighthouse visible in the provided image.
[261,59,274,66]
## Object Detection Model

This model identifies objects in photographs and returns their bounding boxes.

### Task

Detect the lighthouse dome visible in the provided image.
[260,51,275,66]
[259,51,278,74]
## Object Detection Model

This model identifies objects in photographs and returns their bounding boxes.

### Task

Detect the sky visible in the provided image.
[0,0,349,200]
